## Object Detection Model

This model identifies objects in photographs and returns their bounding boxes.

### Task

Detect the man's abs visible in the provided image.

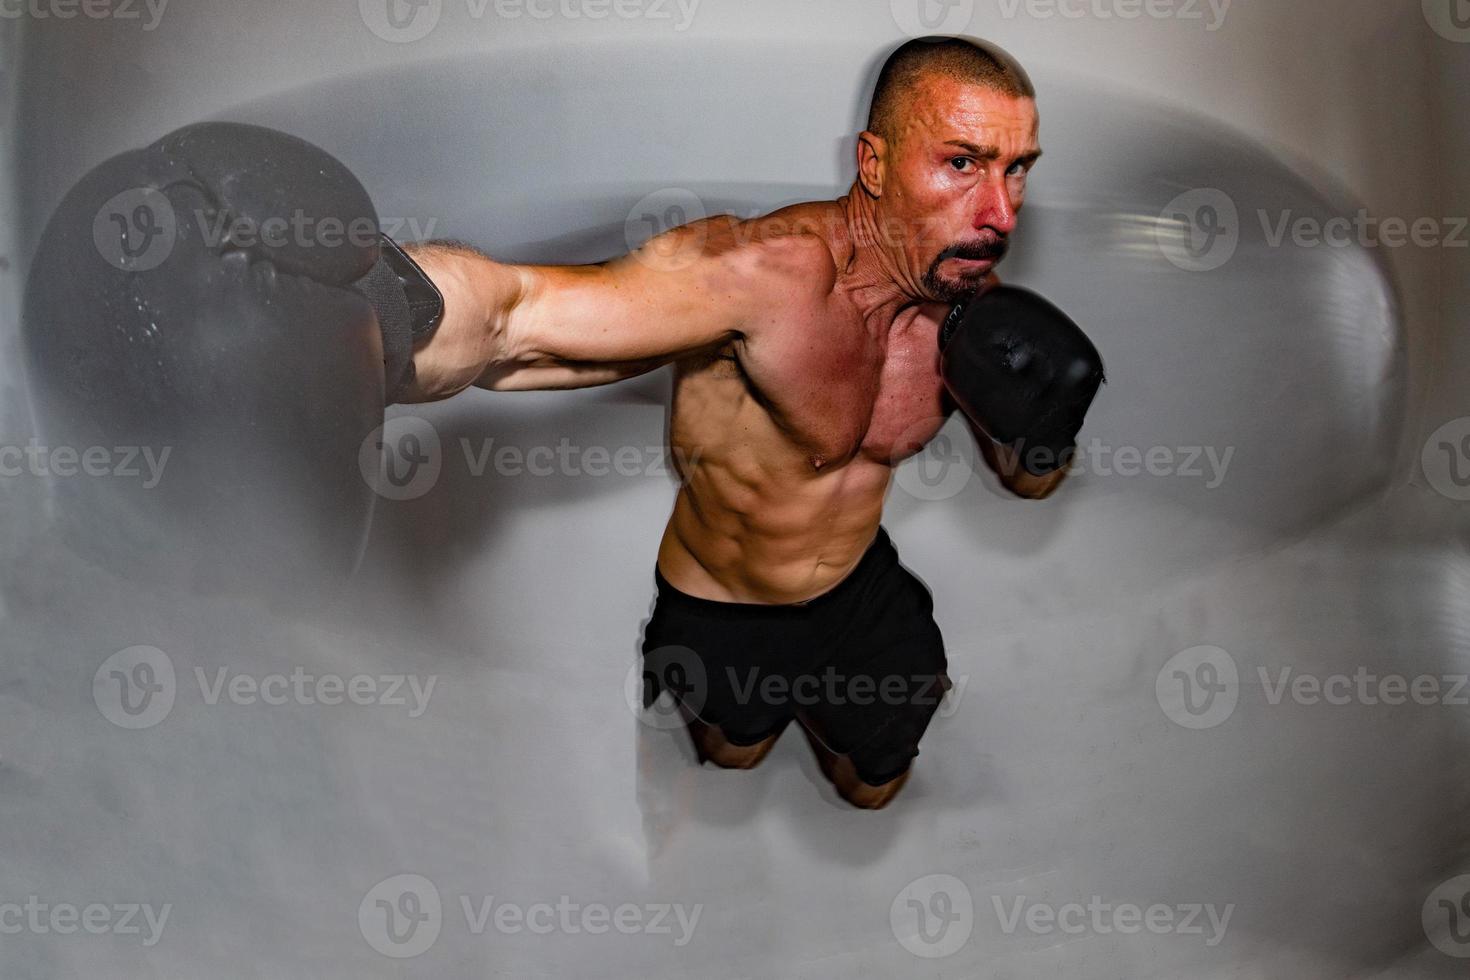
[655,346,899,604]
[657,477,891,605]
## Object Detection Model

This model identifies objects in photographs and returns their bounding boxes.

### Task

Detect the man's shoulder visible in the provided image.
[697,202,841,293]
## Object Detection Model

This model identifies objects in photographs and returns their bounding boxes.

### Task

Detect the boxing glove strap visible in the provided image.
[378,235,444,340]
[355,235,445,403]
[940,300,968,351]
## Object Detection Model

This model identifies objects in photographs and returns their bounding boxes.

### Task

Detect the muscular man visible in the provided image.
[26,36,1102,809]
[397,37,1104,808]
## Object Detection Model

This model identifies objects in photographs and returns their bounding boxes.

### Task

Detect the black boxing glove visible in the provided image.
[940,285,1105,477]
[353,234,444,404]
[23,120,429,600]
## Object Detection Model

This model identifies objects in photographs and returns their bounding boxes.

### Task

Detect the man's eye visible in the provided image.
[1006,162,1028,177]
[950,157,974,172]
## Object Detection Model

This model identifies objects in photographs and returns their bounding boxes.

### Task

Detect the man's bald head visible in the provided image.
[867,36,1035,144]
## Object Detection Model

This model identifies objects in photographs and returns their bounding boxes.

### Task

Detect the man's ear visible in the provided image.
[856,131,887,197]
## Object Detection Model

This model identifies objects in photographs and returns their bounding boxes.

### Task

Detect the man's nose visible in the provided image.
[974,185,1018,236]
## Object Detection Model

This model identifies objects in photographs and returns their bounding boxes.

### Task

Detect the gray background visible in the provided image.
[2,0,1468,976]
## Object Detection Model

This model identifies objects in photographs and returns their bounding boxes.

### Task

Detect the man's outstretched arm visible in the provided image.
[396,219,784,401]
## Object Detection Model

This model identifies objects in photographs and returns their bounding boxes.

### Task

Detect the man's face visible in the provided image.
[877,77,1041,303]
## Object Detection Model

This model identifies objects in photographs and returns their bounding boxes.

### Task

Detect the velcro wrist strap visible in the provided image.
[378,235,444,340]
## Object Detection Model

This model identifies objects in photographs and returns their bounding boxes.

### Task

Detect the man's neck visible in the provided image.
[835,188,925,328]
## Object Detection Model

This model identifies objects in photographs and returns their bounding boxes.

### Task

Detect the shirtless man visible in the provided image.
[397,37,1104,808]
[26,36,1103,809]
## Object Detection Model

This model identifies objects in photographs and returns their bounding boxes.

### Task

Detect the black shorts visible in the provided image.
[640,527,950,786]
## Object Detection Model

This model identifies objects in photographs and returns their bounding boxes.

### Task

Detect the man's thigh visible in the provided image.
[641,585,818,745]
[800,563,951,786]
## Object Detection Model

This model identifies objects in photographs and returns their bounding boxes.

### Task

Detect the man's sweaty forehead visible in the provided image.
[897,77,1039,156]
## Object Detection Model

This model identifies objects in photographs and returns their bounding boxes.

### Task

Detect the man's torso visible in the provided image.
[657,201,951,603]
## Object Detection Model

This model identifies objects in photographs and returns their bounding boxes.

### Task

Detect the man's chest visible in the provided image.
[737,308,951,468]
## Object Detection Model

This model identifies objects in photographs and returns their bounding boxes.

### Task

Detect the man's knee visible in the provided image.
[686,716,787,770]
[838,767,912,810]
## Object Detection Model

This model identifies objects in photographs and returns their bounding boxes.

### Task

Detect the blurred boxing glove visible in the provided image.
[940,285,1105,479]
[23,121,442,603]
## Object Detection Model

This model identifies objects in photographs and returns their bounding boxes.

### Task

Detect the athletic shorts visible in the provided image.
[640,527,950,786]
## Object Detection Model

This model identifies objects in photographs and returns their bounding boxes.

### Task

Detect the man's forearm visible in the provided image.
[397,241,524,403]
